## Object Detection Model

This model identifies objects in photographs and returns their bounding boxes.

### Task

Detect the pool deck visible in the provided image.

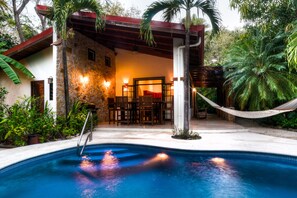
[1,116,297,169]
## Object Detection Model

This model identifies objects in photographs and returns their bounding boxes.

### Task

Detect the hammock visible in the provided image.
[197,92,297,119]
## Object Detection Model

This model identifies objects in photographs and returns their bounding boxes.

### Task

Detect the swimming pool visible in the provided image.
[1,144,297,197]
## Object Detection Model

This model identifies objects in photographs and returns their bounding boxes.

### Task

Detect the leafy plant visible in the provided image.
[0,96,56,146]
[262,112,297,129]
[224,30,297,110]
[172,125,201,140]
[57,101,91,138]
[0,53,35,84]
[196,87,217,113]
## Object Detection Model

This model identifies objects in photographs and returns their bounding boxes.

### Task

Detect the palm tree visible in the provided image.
[38,0,105,116]
[225,30,297,110]
[0,54,34,84]
[140,0,220,134]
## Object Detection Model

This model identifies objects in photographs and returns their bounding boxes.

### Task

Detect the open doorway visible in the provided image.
[31,80,44,113]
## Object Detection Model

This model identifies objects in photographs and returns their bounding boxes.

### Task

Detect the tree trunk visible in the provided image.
[62,39,70,117]
[35,0,47,31]
[183,29,190,135]
[12,0,30,43]
[12,0,25,42]
[183,9,191,135]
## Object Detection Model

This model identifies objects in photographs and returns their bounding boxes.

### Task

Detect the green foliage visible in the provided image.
[140,0,221,45]
[103,0,141,18]
[0,96,92,146]
[287,20,297,71]
[172,127,201,140]
[50,0,105,40]
[0,86,8,119]
[204,28,242,65]
[196,88,217,113]
[0,53,35,84]
[57,101,90,137]
[262,112,297,129]
[0,97,56,146]
[230,0,295,33]
[224,30,297,110]
[0,34,17,50]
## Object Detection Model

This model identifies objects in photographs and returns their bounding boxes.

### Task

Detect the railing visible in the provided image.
[77,111,93,156]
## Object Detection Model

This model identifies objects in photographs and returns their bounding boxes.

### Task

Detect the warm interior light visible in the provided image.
[192,88,196,92]
[123,79,129,85]
[80,75,89,87]
[103,81,111,89]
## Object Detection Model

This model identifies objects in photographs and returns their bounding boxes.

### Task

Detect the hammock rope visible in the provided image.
[197,92,297,119]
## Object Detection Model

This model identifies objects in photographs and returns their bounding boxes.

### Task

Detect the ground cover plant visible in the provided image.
[0,95,93,147]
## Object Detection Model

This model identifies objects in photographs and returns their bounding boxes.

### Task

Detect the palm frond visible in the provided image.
[194,0,221,35]
[72,0,105,30]
[140,0,182,46]
[0,58,20,84]
[0,54,35,83]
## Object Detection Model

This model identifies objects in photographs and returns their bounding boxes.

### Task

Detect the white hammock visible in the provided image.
[197,92,297,119]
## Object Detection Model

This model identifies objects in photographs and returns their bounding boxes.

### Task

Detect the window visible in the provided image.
[105,56,111,67]
[88,49,95,61]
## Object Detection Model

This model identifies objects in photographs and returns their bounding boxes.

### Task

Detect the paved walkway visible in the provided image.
[1,116,297,169]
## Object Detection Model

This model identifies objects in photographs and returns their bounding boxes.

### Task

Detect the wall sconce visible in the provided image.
[192,88,197,92]
[48,76,53,100]
[103,80,111,89]
[48,76,53,84]
[123,79,129,85]
[80,75,89,87]
[123,79,129,91]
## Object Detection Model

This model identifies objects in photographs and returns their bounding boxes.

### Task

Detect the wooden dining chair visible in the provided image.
[115,96,131,125]
[139,95,154,125]
[164,95,174,124]
[107,98,116,124]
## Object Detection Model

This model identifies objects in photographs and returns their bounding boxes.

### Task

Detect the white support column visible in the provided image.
[51,27,58,114]
[173,38,184,130]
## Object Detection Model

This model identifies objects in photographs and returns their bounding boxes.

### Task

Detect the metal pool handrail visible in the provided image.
[77,111,93,156]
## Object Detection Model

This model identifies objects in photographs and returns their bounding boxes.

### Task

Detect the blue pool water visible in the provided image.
[1,144,297,197]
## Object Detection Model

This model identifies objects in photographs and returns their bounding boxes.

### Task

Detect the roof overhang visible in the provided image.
[5,5,210,87]
[3,28,53,60]
[68,11,204,65]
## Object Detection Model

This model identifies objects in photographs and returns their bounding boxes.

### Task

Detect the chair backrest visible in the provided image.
[107,98,115,108]
[165,95,174,110]
[116,96,128,108]
[139,95,153,108]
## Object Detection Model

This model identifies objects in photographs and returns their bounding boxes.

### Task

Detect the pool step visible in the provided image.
[51,155,149,174]
[59,152,145,166]
[83,148,130,156]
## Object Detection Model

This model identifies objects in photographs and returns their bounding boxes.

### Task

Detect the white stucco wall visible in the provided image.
[0,47,56,112]
[115,48,173,96]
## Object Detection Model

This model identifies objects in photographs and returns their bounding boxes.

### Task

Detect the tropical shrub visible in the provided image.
[224,30,297,110]
[58,101,90,138]
[196,87,217,113]
[0,86,8,119]
[0,97,56,146]
[0,96,94,146]
[262,112,297,129]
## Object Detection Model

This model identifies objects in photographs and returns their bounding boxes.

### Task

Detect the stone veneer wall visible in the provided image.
[56,31,115,122]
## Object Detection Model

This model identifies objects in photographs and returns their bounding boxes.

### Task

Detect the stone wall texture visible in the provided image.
[56,31,116,122]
